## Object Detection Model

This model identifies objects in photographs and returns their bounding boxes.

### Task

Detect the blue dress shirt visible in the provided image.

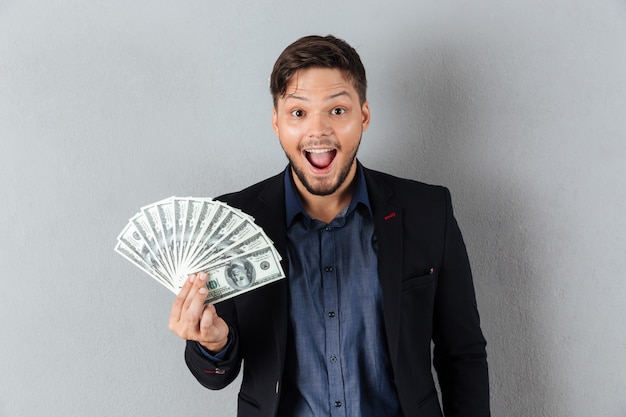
[278,163,401,417]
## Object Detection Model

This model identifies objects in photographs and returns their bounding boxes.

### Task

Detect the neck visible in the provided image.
[294,165,357,224]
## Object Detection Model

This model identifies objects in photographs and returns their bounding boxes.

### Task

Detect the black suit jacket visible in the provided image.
[185,166,490,417]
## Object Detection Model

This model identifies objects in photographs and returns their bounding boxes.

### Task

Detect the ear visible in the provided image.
[272,107,279,136]
[361,101,371,132]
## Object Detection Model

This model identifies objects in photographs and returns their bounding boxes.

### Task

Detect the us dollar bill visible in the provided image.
[183,202,230,267]
[128,213,173,285]
[173,197,187,270]
[116,196,286,300]
[141,198,176,277]
[115,229,173,291]
[115,241,174,292]
[199,245,285,304]
[192,230,276,273]
[188,215,259,272]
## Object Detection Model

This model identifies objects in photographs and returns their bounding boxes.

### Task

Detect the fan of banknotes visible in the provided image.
[115,196,285,304]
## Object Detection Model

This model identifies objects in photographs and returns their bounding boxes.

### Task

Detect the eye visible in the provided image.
[331,107,346,116]
[291,109,304,117]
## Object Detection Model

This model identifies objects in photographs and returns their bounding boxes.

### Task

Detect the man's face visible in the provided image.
[272,68,370,197]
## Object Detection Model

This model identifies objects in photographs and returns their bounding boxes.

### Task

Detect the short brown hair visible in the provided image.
[269,35,367,107]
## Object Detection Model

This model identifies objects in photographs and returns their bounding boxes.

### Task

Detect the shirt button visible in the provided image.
[334,401,342,407]
[325,227,331,231]
[330,355,337,363]
[328,311,335,318]
[324,266,333,272]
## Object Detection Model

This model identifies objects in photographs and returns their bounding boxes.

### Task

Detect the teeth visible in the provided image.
[305,149,332,154]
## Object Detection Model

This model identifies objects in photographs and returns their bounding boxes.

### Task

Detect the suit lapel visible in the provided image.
[364,168,404,371]
[253,173,291,376]
[255,174,289,262]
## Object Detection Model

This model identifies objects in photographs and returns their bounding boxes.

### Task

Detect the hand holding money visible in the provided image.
[168,272,229,352]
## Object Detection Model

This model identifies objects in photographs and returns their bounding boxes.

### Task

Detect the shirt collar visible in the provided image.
[284,160,372,227]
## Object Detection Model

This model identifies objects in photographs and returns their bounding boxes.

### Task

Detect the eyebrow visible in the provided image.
[284,90,352,102]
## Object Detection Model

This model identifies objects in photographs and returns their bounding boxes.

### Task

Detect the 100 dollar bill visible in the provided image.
[195,246,285,304]
[116,196,285,302]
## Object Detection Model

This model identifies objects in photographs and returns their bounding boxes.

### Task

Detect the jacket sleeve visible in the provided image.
[432,188,491,417]
[183,300,243,390]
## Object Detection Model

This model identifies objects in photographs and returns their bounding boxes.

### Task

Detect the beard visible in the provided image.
[285,139,361,196]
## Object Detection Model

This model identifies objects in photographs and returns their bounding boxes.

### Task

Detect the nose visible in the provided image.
[306,112,331,138]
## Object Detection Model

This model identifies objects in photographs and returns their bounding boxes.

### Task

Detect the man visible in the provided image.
[169,35,490,417]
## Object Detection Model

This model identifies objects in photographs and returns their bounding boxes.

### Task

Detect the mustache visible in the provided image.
[297,138,341,151]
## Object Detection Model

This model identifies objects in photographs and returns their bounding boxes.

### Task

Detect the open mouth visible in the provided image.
[305,149,337,170]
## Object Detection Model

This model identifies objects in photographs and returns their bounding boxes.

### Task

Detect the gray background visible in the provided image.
[1,1,625,416]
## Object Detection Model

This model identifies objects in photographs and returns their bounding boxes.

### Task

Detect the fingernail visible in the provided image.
[199,287,208,295]
[189,274,196,283]
[199,272,207,281]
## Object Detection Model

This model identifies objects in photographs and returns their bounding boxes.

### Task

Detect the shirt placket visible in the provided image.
[320,224,346,417]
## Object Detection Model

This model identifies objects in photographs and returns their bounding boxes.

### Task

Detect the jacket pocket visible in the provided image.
[401,270,437,292]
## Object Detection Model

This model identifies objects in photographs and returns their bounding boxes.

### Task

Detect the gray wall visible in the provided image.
[1,1,625,416]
